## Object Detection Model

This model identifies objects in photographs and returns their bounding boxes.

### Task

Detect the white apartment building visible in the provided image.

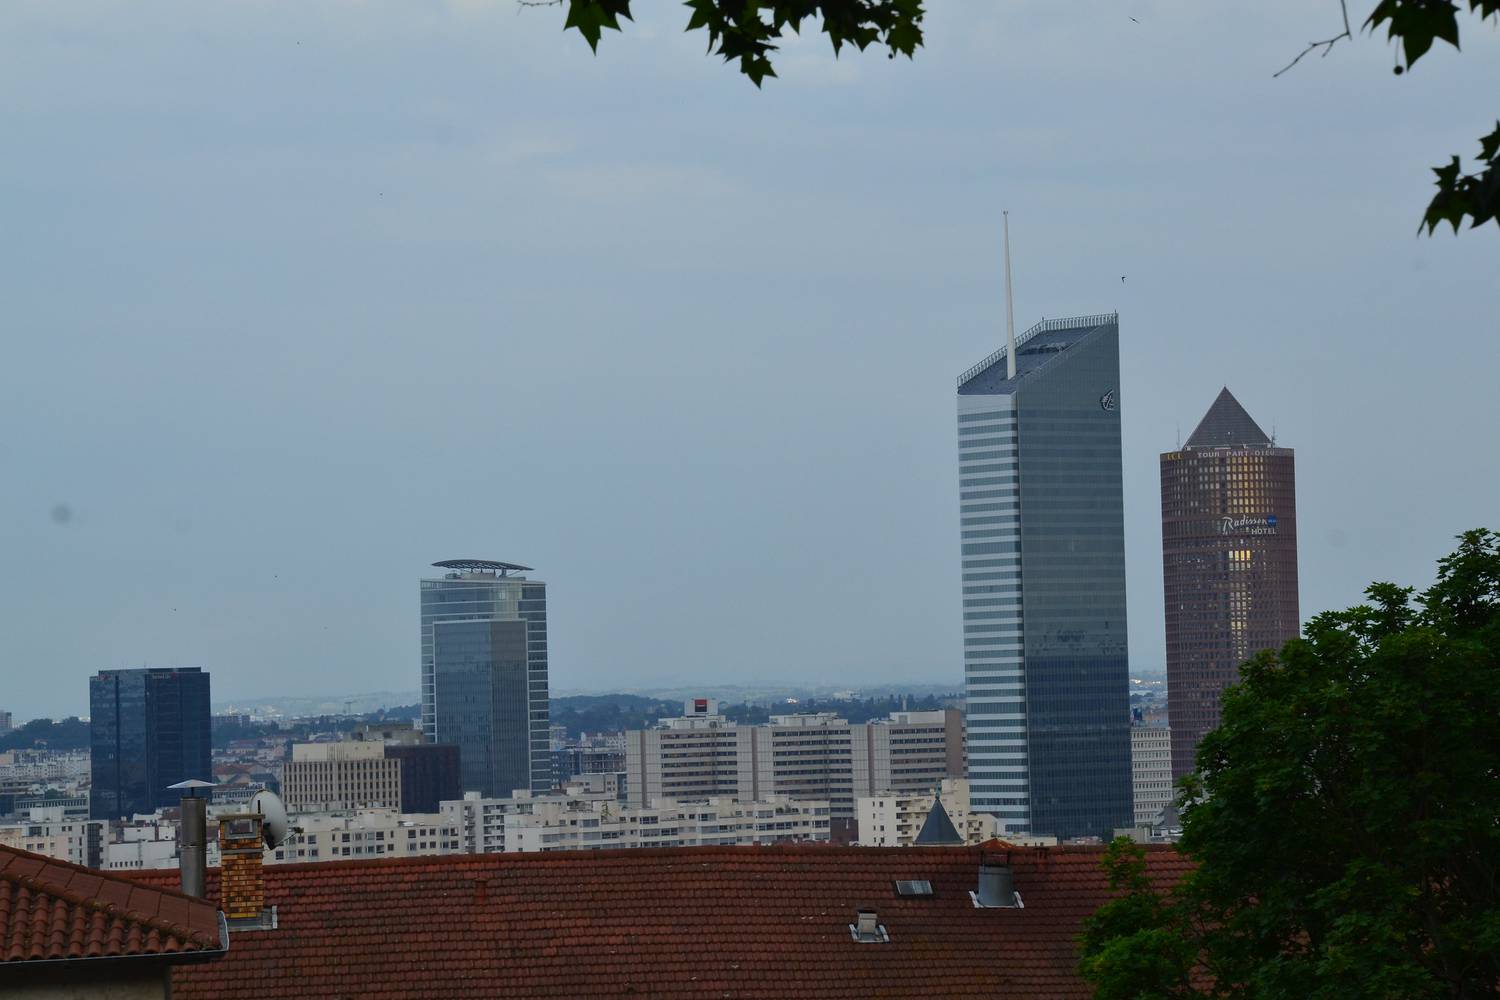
[856,778,999,847]
[442,775,620,854]
[268,809,460,864]
[282,740,402,813]
[505,795,830,853]
[1131,725,1173,827]
[0,807,105,867]
[625,702,964,822]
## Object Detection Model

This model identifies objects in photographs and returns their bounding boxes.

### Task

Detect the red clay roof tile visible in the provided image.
[0,843,223,965]
[126,842,1189,999]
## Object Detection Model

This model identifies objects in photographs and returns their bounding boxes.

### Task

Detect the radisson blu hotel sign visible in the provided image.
[1218,514,1279,536]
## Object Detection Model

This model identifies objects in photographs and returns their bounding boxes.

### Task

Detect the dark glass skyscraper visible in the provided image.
[1162,388,1299,780]
[89,667,211,820]
[957,313,1133,840]
[420,560,552,796]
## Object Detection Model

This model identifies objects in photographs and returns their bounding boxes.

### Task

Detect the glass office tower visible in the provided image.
[956,313,1133,840]
[89,667,211,820]
[420,560,552,795]
[1162,388,1298,780]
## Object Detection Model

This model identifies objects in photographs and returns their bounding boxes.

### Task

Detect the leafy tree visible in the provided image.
[1079,839,1198,1000]
[552,0,923,86]
[551,1,1495,234]
[1080,529,1500,999]
[1276,2,1499,233]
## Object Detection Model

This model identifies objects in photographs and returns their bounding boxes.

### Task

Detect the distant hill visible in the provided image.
[0,717,90,753]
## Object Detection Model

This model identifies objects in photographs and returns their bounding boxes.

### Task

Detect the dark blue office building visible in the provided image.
[957,313,1133,840]
[89,667,212,820]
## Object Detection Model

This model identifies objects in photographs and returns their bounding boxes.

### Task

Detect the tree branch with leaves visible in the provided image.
[558,0,923,87]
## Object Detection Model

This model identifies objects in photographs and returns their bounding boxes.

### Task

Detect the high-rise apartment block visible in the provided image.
[89,667,211,820]
[281,734,461,815]
[624,702,963,829]
[1161,389,1298,779]
[420,560,552,796]
[956,313,1133,840]
[0,710,12,735]
[1130,725,1173,828]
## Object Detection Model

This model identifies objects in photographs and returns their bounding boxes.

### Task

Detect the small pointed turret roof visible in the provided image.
[1184,387,1273,449]
[913,795,964,846]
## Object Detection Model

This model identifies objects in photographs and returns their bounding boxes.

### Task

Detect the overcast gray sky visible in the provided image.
[3,1,1496,720]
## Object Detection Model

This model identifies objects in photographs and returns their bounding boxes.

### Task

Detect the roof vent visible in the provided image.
[972,861,1022,908]
[849,908,890,943]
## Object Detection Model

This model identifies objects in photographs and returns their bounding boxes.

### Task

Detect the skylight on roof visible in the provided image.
[894,879,934,897]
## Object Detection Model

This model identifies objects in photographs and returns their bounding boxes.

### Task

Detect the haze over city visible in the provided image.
[5,0,1497,720]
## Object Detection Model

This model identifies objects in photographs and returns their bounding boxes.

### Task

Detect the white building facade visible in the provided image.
[1131,725,1173,827]
[856,778,999,847]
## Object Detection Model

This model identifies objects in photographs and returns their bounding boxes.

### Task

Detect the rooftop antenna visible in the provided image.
[1004,211,1017,379]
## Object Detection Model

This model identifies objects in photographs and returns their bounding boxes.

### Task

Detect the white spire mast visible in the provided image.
[1003,210,1017,379]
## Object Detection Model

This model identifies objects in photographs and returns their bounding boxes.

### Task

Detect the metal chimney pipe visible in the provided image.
[180,794,207,899]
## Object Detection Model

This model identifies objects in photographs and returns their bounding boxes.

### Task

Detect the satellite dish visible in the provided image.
[250,789,292,849]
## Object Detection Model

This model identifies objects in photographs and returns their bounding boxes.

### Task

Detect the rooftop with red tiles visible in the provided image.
[0,843,225,966]
[131,841,1190,999]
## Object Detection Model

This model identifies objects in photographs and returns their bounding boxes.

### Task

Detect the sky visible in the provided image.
[3,1,1497,720]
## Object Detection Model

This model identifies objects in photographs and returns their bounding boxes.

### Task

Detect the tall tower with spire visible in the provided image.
[956,312,1132,841]
[1161,388,1299,781]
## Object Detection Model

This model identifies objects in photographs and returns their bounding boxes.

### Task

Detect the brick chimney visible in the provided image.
[218,813,267,922]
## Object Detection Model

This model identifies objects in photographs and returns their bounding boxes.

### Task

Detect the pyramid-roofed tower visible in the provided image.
[1183,387,1272,449]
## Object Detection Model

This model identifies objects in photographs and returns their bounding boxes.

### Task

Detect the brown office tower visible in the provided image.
[1161,388,1299,780]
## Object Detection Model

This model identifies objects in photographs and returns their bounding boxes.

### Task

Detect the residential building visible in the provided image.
[0,806,105,867]
[441,775,622,854]
[506,794,829,853]
[420,559,551,795]
[0,842,226,996]
[281,740,400,812]
[267,809,461,864]
[129,841,1192,999]
[956,313,1133,839]
[1130,725,1173,828]
[550,743,627,785]
[98,815,228,873]
[280,731,460,814]
[90,667,212,820]
[1162,388,1299,779]
[0,709,11,734]
[856,778,998,847]
[624,703,964,828]
[440,776,824,854]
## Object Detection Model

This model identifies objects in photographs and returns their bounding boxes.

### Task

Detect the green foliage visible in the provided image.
[0,716,91,752]
[1082,530,1500,999]
[549,694,679,737]
[1356,1,1500,232]
[1078,839,1197,1000]
[562,0,924,86]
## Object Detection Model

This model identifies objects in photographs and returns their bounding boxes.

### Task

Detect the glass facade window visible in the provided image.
[89,668,211,820]
[956,315,1133,840]
[421,566,551,795]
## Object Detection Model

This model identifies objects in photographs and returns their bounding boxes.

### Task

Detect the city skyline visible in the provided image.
[5,2,1498,719]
